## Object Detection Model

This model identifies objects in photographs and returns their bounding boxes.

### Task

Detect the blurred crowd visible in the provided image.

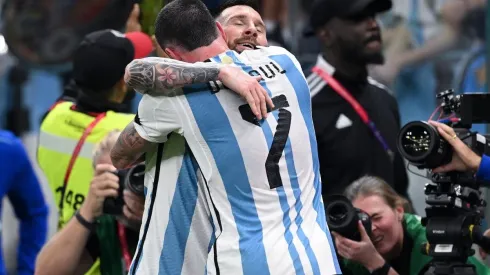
[0,0,489,274]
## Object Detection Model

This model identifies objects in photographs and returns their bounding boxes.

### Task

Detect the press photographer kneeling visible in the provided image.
[327,176,490,275]
[36,131,145,275]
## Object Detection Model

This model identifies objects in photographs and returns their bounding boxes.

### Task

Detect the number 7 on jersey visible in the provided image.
[239,94,292,189]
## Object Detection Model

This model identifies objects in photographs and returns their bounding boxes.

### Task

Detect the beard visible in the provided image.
[337,37,385,65]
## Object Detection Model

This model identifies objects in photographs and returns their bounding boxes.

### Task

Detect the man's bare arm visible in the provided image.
[124,58,221,93]
[110,123,153,169]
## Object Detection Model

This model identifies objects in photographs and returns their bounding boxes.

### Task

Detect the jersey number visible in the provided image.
[239,95,291,189]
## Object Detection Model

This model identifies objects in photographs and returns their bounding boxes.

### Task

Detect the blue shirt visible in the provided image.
[459,47,487,134]
[0,131,48,275]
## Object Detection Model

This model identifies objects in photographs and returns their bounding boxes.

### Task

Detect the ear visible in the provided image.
[164,47,182,61]
[395,205,405,222]
[317,26,333,47]
[216,21,227,42]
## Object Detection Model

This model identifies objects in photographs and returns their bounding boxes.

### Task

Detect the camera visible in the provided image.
[396,90,490,275]
[103,163,145,215]
[325,195,372,242]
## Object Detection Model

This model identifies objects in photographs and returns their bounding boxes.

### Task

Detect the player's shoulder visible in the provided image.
[0,130,25,158]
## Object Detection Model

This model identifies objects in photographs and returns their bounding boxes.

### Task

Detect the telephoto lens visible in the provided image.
[397,121,452,169]
[325,195,372,241]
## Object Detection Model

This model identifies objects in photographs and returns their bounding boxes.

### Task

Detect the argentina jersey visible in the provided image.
[133,46,341,275]
[129,133,215,275]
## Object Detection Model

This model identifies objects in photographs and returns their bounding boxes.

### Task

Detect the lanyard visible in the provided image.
[312,66,394,163]
[117,221,132,272]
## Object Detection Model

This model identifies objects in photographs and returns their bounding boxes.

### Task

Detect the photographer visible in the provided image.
[35,131,144,275]
[333,176,490,275]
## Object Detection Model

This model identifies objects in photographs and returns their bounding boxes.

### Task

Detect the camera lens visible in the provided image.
[125,163,145,196]
[397,121,452,169]
[400,124,431,157]
[329,204,348,223]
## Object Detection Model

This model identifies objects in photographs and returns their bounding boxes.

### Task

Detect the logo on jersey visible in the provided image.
[336,114,352,129]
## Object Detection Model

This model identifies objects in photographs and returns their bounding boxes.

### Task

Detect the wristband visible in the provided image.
[371,262,390,275]
[75,210,96,232]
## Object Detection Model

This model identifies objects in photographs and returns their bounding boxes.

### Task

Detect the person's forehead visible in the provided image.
[222,5,263,23]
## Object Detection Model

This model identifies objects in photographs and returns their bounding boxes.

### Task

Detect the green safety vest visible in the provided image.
[37,101,134,275]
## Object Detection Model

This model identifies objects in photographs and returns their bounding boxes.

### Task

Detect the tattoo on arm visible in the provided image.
[125,59,221,94]
[110,123,151,169]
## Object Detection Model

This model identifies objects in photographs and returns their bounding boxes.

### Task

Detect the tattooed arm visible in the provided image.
[110,123,153,170]
[125,57,274,119]
[124,58,221,94]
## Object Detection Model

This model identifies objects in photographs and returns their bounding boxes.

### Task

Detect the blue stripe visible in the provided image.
[183,55,269,274]
[269,54,342,274]
[159,150,200,275]
[229,51,311,274]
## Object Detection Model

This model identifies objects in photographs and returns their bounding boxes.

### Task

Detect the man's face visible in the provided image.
[218,5,268,53]
[325,9,384,64]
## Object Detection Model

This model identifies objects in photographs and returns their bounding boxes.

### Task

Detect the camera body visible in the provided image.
[397,90,490,274]
[103,163,145,215]
[325,195,372,242]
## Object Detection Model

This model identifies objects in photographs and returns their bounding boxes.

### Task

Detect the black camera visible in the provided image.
[396,90,490,275]
[325,195,372,242]
[103,163,145,215]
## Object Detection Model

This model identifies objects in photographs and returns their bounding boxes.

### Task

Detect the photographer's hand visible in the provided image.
[332,221,385,272]
[479,228,490,260]
[79,164,119,222]
[428,121,482,173]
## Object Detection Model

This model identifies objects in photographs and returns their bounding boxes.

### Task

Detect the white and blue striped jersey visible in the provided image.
[132,46,341,275]
[129,133,214,275]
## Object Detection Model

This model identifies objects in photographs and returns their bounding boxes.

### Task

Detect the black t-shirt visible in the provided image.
[390,222,413,275]
[307,56,409,201]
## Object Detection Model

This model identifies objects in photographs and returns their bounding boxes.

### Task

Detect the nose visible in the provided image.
[366,16,379,30]
[244,25,258,38]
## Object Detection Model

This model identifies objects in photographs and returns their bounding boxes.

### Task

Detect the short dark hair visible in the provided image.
[154,0,218,51]
[212,0,261,18]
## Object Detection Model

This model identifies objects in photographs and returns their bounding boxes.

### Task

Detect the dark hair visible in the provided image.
[154,0,218,51]
[212,0,261,18]
[344,176,413,213]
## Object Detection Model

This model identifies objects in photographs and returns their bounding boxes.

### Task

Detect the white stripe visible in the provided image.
[181,171,214,275]
[38,131,95,159]
[306,73,318,85]
[174,96,244,275]
[136,138,184,274]
[214,88,296,274]
[279,65,341,275]
[310,81,327,98]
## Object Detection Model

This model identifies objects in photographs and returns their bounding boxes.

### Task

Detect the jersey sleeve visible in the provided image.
[134,93,181,143]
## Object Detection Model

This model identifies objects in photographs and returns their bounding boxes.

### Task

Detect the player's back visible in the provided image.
[176,47,341,275]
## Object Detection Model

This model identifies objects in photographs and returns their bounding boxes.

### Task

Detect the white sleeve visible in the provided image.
[134,93,181,143]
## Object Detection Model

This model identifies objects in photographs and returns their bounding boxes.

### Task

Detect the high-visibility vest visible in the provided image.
[37,101,134,275]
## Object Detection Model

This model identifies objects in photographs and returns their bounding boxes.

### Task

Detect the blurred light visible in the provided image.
[0,35,8,55]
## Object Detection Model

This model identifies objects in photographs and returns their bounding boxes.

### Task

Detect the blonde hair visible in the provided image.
[344,176,413,213]
[92,130,121,165]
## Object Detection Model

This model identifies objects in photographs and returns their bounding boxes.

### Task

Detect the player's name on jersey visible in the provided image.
[209,61,286,93]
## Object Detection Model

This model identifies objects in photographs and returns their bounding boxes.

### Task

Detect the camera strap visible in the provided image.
[117,221,132,272]
[312,66,395,163]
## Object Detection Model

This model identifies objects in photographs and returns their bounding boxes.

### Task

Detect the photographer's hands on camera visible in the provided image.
[428,121,482,173]
[332,221,386,272]
[79,164,144,227]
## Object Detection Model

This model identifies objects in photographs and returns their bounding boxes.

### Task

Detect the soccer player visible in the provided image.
[112,0,341,274]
